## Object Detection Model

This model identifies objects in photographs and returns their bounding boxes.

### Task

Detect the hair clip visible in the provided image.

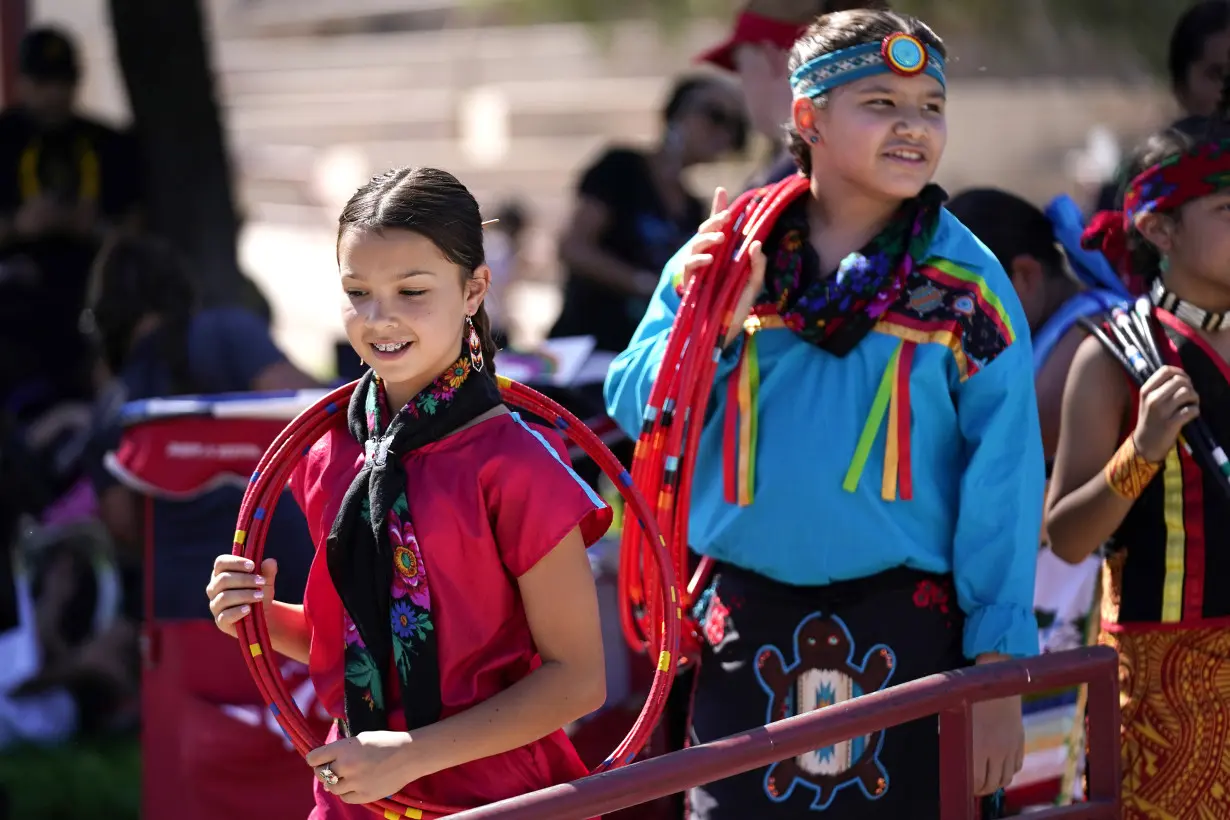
[481,218,500,227]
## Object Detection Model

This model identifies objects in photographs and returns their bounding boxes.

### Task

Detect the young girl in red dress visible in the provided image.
[205,166,611,816]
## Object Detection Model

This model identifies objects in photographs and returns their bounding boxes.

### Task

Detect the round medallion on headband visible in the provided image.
[881,33,927,77]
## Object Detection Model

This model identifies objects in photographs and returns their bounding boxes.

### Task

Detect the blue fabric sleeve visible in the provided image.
[603,238,745,438]
[189,308,287,393]
[952,334,1044,659]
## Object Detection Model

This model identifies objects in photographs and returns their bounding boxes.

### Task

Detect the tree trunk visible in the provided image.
[108,0,242,307]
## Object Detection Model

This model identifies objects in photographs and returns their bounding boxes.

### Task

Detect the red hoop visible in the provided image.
[232,377,681,817]
[617,174,810,664]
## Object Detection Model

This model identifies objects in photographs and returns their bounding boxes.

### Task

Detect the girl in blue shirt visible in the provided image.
[605,9,1042,819]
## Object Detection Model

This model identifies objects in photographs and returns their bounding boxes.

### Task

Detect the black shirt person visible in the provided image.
[0,27,143,407]
[551,75,747,354]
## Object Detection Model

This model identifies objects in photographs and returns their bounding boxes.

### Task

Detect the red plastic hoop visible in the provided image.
[231,376,681,818]
[617,174,810,663]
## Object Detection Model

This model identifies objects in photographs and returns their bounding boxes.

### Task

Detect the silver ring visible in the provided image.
[317,766,339,786]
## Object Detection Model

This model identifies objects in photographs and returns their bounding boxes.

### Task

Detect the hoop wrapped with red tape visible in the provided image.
[232,378,680,818]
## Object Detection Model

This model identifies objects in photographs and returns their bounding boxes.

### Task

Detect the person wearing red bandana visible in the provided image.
[1094,2,1230,212]
[1048,109,1230,818]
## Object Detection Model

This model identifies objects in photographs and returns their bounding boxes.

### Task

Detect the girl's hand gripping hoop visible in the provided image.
[231,377,681,818]
[617,174,810,666]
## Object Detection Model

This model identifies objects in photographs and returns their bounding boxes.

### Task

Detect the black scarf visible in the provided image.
[326,352,501,734]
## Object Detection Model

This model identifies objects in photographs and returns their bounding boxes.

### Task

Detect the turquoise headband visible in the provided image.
[790,33,946,100]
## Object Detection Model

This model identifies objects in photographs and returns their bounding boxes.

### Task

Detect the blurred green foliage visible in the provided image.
[0,734,140,820]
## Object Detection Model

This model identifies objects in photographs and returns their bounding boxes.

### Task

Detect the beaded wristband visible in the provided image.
[1104,436,1161,500]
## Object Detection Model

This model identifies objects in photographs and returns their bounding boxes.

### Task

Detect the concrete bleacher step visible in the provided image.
[220,0,468,33]
[223,84,662,145]
[210,20,704,224]
[209,14,1172,237]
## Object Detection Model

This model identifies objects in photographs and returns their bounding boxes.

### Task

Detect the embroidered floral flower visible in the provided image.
[391,600,417,639]
[835,252,869,285]
[912,580,950,614]
[703,596,731,647]
[446,358,471,388]
[391,601,433,642]
[344,619,364,647]
[388,512,430,609]
[393,544,420,583]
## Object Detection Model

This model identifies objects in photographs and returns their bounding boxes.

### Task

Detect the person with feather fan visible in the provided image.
[1048,71,1230,820]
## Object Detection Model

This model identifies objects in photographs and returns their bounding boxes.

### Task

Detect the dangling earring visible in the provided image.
[1159,255,1171,277]
[466,314,485,372]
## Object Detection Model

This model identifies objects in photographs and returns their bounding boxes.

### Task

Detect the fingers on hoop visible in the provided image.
[213,554,256,574]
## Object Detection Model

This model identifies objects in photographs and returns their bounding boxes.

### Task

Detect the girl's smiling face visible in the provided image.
[339,227,489,407]
[804,71,947,201]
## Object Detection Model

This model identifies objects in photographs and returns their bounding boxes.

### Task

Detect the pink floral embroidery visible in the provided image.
[388,512,430,610]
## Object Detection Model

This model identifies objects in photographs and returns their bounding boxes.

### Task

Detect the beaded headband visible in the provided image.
[789,32,946,100]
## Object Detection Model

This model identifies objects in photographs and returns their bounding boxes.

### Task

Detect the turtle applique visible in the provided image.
[753,613,896,810]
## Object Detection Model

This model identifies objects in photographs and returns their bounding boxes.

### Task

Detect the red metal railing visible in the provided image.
[452,646,1121,820]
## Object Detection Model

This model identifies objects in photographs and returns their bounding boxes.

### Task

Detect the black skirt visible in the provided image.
[685,562,1004,820]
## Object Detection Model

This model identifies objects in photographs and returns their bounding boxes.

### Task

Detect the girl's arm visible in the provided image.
[1045,336,1138,564]
[949,334,1044,661]
[263,600,311,666]
[409,526,605,775]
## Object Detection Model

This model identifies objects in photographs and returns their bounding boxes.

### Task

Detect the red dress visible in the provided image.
[289,411,612,817]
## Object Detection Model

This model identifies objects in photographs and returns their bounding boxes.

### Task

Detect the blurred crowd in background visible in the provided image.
[0,0,1216,817]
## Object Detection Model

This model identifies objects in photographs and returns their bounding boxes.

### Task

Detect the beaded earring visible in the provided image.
[466,315,484,372]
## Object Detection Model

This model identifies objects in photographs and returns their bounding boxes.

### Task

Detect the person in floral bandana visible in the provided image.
[1048,111,1230,819]
[205,167,611,816]
[605,8,1041,819]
